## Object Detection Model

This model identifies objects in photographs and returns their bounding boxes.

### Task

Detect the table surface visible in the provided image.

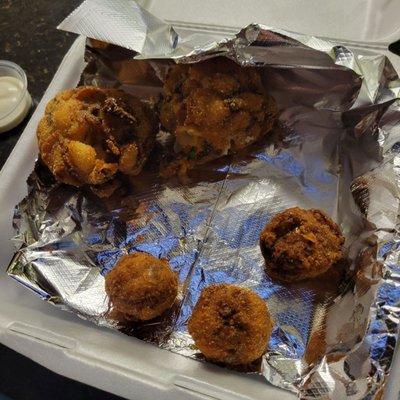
[0,1,123,399]
[1,2,400,400]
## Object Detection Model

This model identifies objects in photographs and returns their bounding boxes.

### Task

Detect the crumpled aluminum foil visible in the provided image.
[8,1,400,398]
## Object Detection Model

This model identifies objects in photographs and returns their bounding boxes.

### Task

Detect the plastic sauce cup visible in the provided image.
[0,60,32,133]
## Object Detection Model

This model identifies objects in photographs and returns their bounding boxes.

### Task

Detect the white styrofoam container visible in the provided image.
[135,0,400,73]
[137,0,400,47]
[1,2,400,399]
[0,36,294,400]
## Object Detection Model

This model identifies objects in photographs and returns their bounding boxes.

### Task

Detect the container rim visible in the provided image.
[0,60,29,121]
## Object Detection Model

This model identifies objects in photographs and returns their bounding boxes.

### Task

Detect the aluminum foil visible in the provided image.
[8,1,400,398]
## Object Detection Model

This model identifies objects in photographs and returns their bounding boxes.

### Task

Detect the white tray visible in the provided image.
[1,6,400,400]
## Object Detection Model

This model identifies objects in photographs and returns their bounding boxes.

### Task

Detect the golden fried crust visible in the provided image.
[105,253,178,321]
[188,284,273,365]
[160,58,278,176]
[260,207,344,283]
[37,86,158,193]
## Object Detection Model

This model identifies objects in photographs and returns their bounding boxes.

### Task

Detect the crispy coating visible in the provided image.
[37,86,157,195]
[260,207,344,282]
[188,284,273,365]
[351,176,370,215]
[105,253,178,321]
[160,58,278,176]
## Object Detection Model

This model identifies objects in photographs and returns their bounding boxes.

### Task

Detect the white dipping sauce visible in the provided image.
[0,76,32,133]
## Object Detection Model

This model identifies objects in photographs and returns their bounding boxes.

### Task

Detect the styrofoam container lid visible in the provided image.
[137,0,400,46]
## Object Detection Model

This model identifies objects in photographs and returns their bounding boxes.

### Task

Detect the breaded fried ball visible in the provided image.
[188,284,273,365]
[160,57,278,176]
[105,253,178,321]
[37,86,158,196]
[260,207,344,282]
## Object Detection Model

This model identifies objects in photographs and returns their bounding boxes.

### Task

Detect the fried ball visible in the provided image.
[260,207,344,283]
[160,57,278,176]
[188,284,273,365]
[37,86,158,195]
[105,253,178,321]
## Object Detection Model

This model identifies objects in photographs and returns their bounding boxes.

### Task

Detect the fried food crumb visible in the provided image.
[105,253,178,321]
[260,207,344,282]
[160,57,278,176]
[37,86,157,195]
[188,284,273,365]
